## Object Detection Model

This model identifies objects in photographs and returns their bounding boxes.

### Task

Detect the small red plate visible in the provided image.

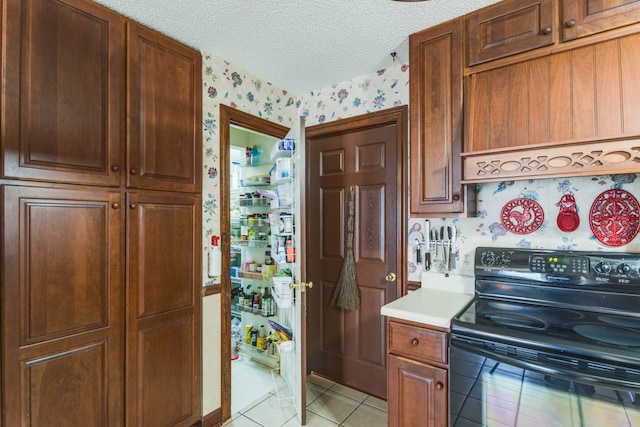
[501,198,545,234]
[589,189,640,246]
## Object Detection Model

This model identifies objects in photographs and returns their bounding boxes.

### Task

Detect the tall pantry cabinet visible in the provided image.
[1,0,202,426]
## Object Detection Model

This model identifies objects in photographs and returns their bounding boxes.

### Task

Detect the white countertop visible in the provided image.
[380,273,475,329]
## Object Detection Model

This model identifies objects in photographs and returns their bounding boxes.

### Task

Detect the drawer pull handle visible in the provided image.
[410,338,419,346]
[565,18,577,28]
[436,382,444,391]
[541,26,552,35]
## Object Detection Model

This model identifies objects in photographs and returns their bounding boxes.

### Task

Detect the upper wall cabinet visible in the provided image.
[464,31,640,182]
[467,0,555,66]
[2,0,125,186]
[2,4,202,194]
[562,0,640,41]
[409,19,466,216]
[127,22,202,193]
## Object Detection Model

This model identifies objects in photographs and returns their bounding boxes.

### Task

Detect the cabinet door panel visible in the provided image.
[620,33,640,135]
[2,0,124,186]
[126,191,201,426]
[387,354,447,427]
[127,22,202,193]
[410,19,464,215]
[563,0,640,41]
[2,185,124,426]
[467,33,640,153]
[467,0,555,66]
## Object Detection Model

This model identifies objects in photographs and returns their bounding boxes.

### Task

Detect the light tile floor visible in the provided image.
[226,358,387,427]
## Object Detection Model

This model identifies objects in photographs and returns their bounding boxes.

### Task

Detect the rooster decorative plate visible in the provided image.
[589,189,640,246]
[501,198,545,234]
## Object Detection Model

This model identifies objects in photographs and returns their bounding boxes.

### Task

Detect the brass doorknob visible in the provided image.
[290,281,313,292]
[386,272,396,282]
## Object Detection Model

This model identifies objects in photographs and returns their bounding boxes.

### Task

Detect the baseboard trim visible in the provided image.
[202,408,222,427]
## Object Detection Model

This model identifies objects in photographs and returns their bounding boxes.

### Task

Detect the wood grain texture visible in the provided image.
[409,19,465,215]
[562,0,640,41]
[467,0,555,66]
[2,0,124,186]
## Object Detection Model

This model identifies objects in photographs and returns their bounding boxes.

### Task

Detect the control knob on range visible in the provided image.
[498,254,511,266]
[480,251,496,267]
[616,263,631,275]
[594,261,611,274]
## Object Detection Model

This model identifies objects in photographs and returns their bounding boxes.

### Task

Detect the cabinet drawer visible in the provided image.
[389,321,447,365]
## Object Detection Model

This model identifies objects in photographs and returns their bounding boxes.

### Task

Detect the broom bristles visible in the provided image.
[332,186,359,310]
[332,251,360,310]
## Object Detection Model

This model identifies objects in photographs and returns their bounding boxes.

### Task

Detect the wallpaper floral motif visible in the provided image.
[298,62,409,127]
[200,52,640,288]
[201,52,298,285]
[407,174,640,282]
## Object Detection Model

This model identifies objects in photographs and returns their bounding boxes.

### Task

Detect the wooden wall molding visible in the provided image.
[462,139,640,183]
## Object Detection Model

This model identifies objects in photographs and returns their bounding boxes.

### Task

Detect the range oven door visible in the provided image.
[449,344,640,427]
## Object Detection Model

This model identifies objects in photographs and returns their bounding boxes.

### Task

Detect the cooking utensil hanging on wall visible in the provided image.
[556,194,580,232]
[424,220,431,271]
[408,230,424,265]
[449,225,457,270]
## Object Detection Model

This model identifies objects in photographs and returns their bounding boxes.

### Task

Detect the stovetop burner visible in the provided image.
[460,297,640,352]
[571,324,640,347]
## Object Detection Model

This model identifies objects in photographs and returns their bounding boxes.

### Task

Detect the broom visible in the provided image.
[332,186,360,310]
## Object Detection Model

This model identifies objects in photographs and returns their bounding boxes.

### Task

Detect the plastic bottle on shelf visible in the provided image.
[250,327,258,347]
[286,239,295,262]
[262,287,271,316]
[253,288,261,311]
[257,325,267,350]
[251,145,260,165]
[237,288,245,309]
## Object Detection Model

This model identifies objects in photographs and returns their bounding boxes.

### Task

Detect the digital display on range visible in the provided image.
[529,255,590,275]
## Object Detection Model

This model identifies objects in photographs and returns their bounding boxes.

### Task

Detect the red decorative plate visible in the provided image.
[501,198,545,234]
[589,189,640,246]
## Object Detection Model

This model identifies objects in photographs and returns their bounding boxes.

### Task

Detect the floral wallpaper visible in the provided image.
[201,52,298,286]
[200,49,640,289]
[298,62,409,127]
[407,175,640,282]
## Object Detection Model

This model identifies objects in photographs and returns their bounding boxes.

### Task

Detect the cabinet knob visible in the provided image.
[453,194,460,201]
[565,18,577,28]
[111,165,120,172]
[410,338,419,346]
[541,26,552,34]
[130,168,137,175]
[435,382,444,391]
[129,203,137,209]
[111,202,120,209]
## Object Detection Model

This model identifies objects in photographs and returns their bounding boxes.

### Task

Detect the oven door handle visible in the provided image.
[451,338,640,392]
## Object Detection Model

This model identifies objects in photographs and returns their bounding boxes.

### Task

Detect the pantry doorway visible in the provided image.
[305,106,407,399]
[219,105,308,424]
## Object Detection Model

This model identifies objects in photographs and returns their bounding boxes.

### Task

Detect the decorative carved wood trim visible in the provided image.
[462,139,640,183]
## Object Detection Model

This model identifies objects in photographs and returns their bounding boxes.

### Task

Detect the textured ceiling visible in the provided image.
[94,0,500,95]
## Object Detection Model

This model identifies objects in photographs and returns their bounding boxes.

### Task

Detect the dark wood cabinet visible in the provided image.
[465,31,640,181]
[126,192,202,427]
[2,185,125,426]
[1,1,202,425]
[127,22,202,193]
[409,19,466,215]
[387,319,448,427]
[467,0,555,66]
[2,0,125,186]
[562,0,640,41]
